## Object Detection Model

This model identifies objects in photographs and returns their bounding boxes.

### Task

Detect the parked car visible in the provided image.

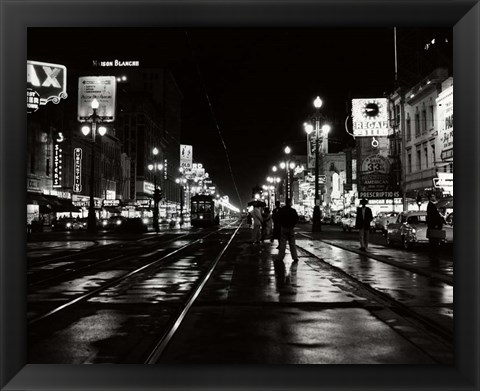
[116,217,149,233]
[333,214,343,226]
[386,211,453,250]
[52,218,83,231]
[341,212,356,232]
[105,215,128,230]
[373,212,399,234]
[298,215,308,224]
[77,218,88,230]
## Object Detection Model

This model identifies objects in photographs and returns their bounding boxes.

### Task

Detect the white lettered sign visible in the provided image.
[78,76,116,122]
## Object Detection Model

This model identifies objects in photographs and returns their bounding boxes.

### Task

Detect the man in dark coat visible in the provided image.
[276,198,299,262]
[271,200,281,245]
[426,193,445,247]
[355,198,374,251]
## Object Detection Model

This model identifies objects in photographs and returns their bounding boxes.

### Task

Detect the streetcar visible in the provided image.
[190,194,220,227]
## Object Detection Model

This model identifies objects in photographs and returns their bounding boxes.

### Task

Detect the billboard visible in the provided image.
[180,144,193,170]
[352,98,389,137]
[27,60,68,112]
[77,76,116,122]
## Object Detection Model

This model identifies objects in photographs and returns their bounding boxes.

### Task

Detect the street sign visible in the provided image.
[318,175,326,184]
[77,76,116,122]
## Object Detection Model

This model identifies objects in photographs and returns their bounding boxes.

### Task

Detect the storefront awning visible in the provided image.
[103,206,121,213]
[27,192,51,206]
[42,195,80,212]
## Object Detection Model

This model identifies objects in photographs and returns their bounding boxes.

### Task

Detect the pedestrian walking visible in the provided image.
[426,193,445,248]
[250,205,263,244]
[276,198,299,262]
[355,198,373,251]
[261,207,273,242]
[271,201,281,245]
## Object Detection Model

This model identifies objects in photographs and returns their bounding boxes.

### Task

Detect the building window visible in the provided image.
[406,114,411,141]
[417,149,421,170]
[395,104,400,126]
[422,109,427,133]
[407,152,412,173]
[415,111,421,137]
[431,144,436,166]
[424,145,428,168]
[429,105,434,130]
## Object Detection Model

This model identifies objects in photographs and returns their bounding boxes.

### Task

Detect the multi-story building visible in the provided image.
[388,68,453,210]
[27,62,184,226]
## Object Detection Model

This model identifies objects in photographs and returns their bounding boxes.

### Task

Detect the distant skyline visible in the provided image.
[28,27,452,207]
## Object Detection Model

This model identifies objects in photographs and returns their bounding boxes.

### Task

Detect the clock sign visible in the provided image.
[362,101,380,118]
[352,98,389,137]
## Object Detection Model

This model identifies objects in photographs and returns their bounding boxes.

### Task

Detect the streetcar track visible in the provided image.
[145,223,242,363]
[28,232,192,289]
[28,233,174,267]
[28,225,240,326]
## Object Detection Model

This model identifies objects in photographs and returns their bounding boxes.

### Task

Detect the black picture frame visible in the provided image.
[1,1,479,390]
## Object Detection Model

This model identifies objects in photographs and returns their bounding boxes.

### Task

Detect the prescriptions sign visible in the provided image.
[77,76,116,122]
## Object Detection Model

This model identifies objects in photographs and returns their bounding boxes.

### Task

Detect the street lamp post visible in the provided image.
[175,176,187,226]
[305,96,331,232]
[148,147,163,233]
[279,146,296,201]
[81,98,107,234]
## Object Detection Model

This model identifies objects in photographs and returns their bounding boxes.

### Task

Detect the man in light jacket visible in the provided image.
[250,205,263,244]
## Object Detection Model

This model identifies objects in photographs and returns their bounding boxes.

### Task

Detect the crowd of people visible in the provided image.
[247,198,299,262]
[247,192,448,261]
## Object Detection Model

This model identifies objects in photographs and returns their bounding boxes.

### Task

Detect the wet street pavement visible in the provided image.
[27,223,453,364]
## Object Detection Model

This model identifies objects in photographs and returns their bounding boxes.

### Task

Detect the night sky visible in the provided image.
[28,27,452,208]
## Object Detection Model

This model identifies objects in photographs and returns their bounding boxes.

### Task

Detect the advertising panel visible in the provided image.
[73,148,82,193]
[52,143,63,188]
[27,60,68,112]
[180,144,193,170]
[77,76,116,122]
[352,98,389,137]
[358,154,397,199]
[436,83,453,161]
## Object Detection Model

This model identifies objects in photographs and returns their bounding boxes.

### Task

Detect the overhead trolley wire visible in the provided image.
[184,30,243,209]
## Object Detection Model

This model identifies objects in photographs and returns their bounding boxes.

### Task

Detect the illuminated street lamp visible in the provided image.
[148,147,163,233]
[81,98,107,234]
[175,176,187,226]
[304,96,331,232]
[267,175,281,203]
[279,146,296,201]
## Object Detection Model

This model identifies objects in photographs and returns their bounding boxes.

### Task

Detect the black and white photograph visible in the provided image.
[1,1,479,390]
[25,26,454,364]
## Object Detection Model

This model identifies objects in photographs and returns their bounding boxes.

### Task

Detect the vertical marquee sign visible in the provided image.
[73,148,82,193]
[52,141,63,188]
[27,60,68,113]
